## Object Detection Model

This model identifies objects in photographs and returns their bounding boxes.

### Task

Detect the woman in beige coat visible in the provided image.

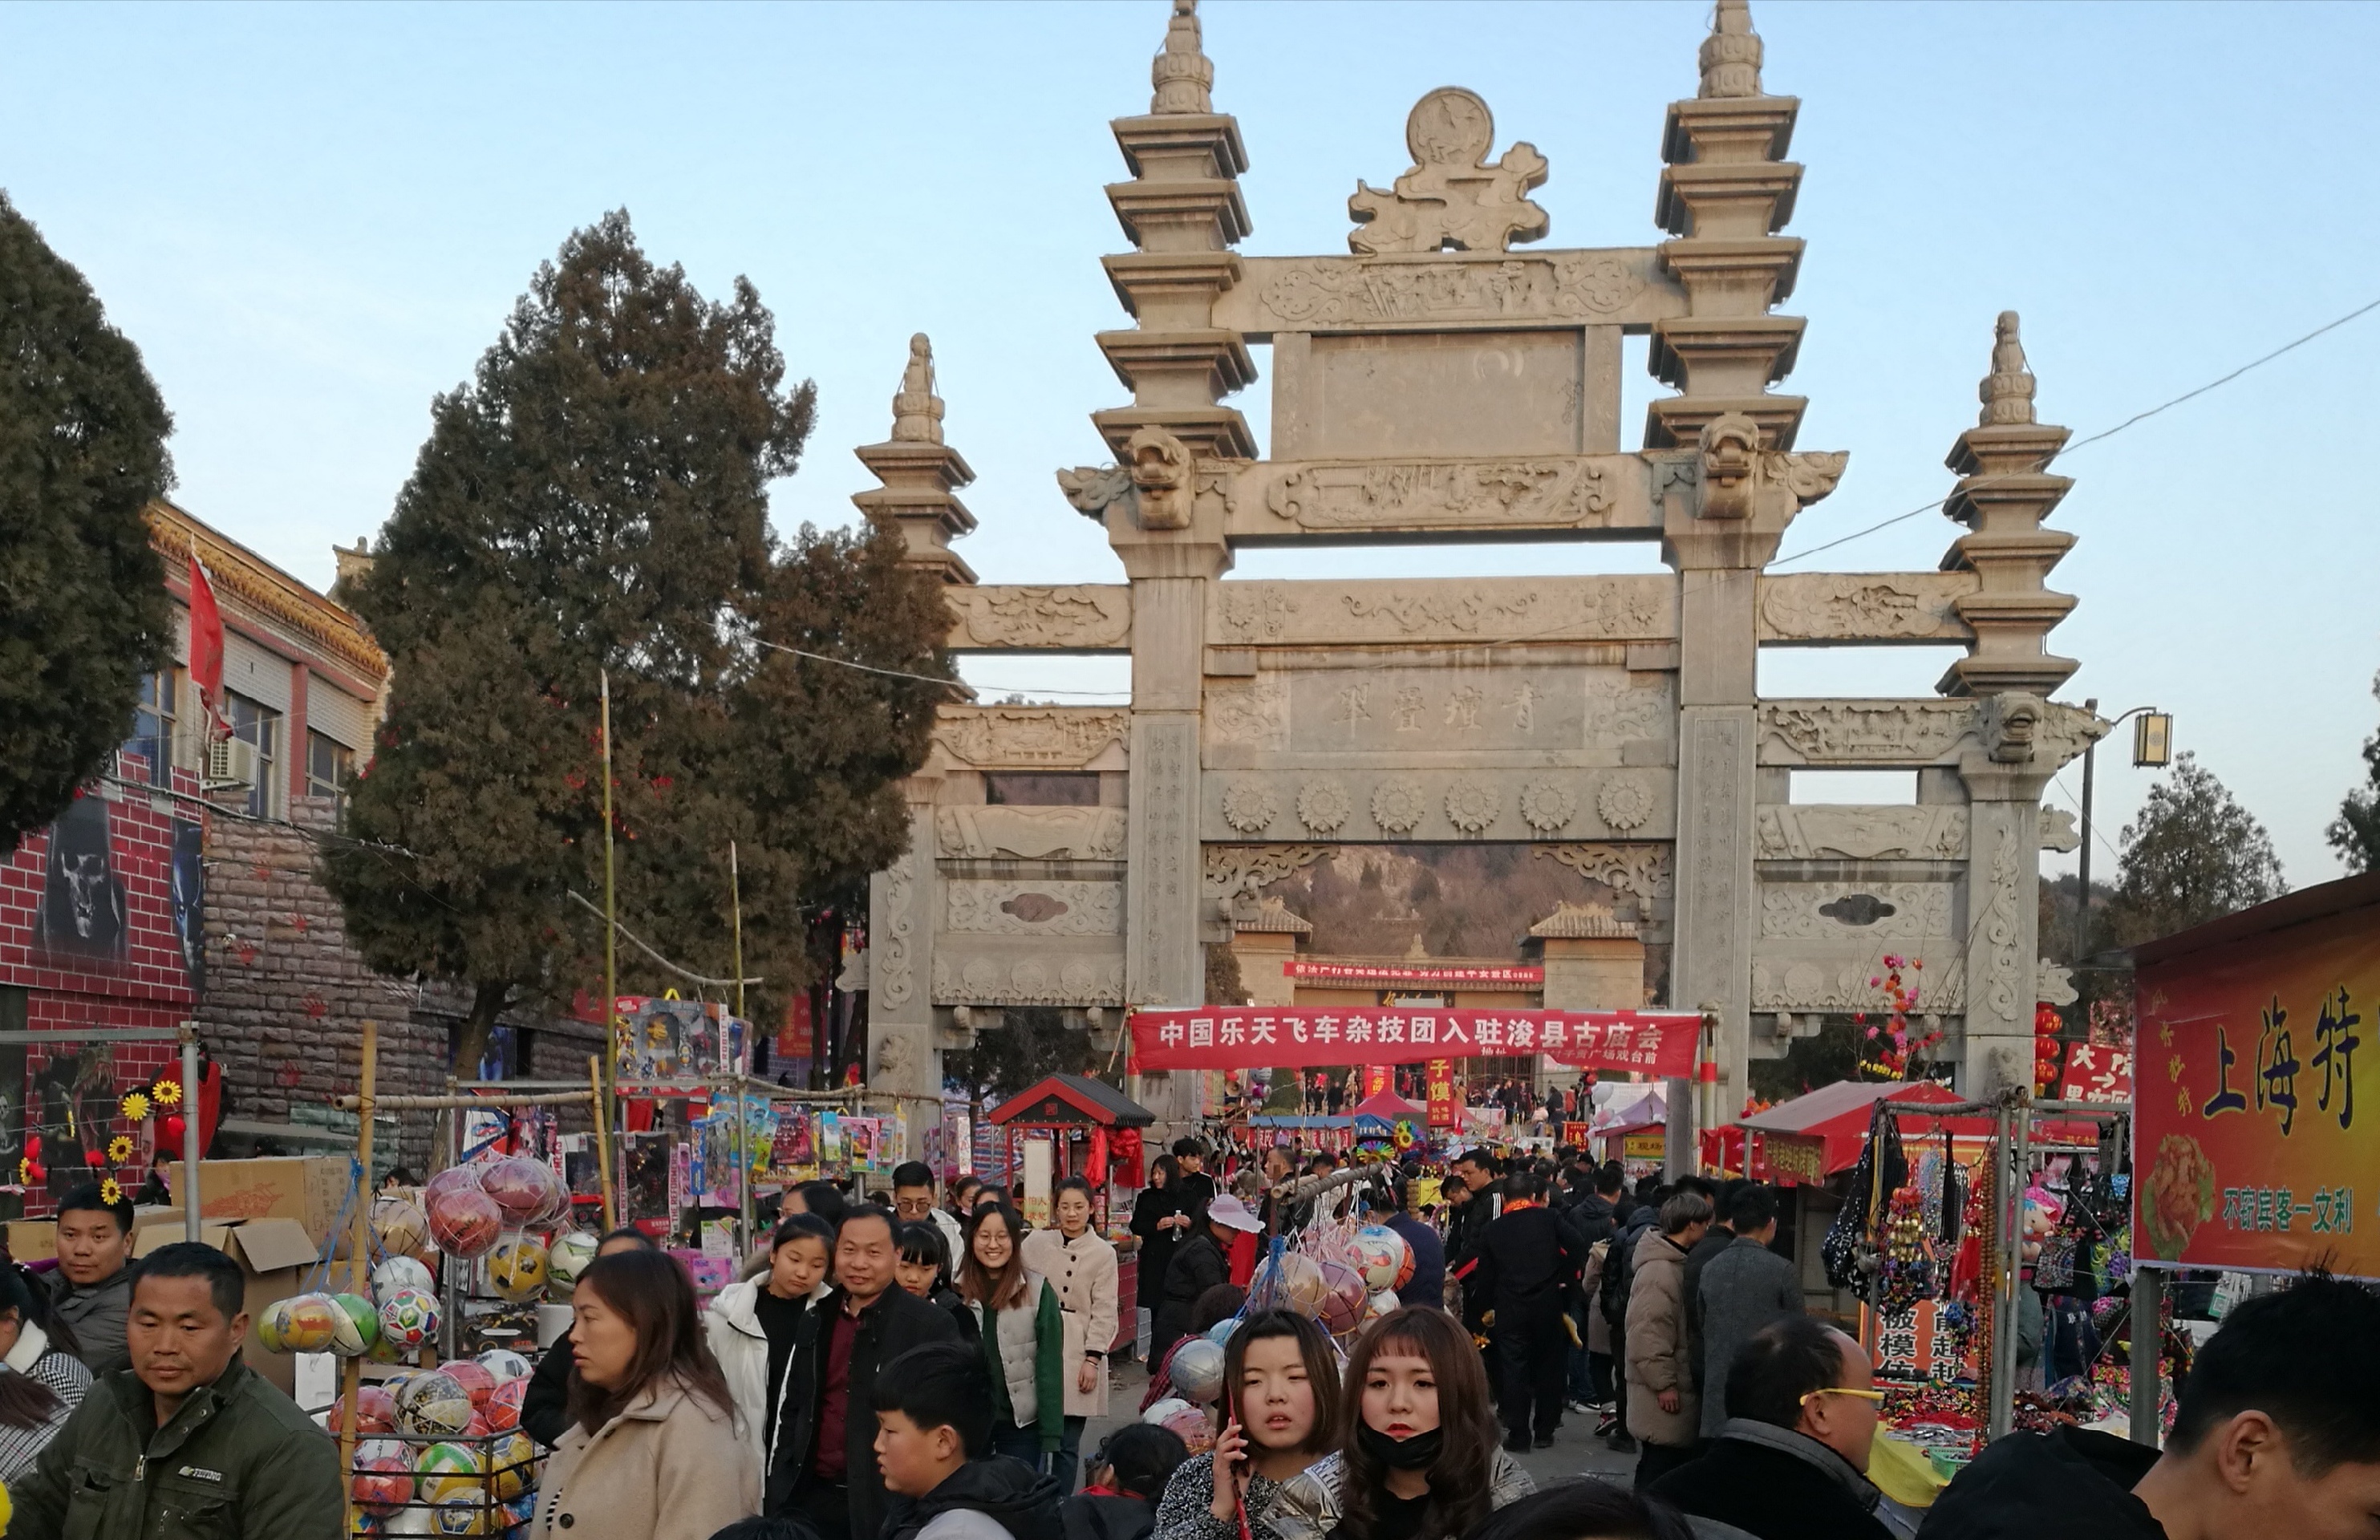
[533,1249,761,1540]
[1020,1174,1118,1492]
[1624,1189,1713,1490]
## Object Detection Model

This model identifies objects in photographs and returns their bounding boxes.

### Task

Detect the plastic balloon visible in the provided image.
[1202,1315,1240,1347]
[1158,1400,1215,1455]
[1168,1337,1227,1405]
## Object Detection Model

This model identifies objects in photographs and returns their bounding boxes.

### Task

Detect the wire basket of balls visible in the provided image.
[319,1352,544,1536]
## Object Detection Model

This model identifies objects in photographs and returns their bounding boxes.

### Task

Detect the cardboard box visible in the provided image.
[135,1215,324,1395]
[169,1157,355,1260]
[6,1220,55,1264]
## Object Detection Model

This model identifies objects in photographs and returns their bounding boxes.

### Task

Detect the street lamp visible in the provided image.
[2074,699,2174,964]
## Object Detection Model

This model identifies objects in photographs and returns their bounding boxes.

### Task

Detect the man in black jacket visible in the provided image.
[1445,1148,1502,1323]
[771,1205,963,1540]
[1650,1315,1891,1540]
[1920,1272,2380,1540]
[1476,1168,1581,1453]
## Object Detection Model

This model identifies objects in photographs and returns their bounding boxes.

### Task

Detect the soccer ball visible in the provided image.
[394,1372,474,1439]
[373,1197,431,1262]
[440,1359,497,1409]
[326,1293,381,1359]
[256,1299,290,1355]
[414,1439,485,1504]
[277,1294,341,1355]
[379,1287,440,1353]
[479,1156,569,1230]
[484,1377,527,1433]
[325,1386,397,1436]
[476,1348,533,1384]
[545,1230,598,1300]
[1352,1226,1412,1293]
[432,1501,493,1537]
[486,1235,548,1304]
[425,1186,503,1261]
[372,1255,436,1303]
[486,1431,537,1502]
[351,1439,414,1515]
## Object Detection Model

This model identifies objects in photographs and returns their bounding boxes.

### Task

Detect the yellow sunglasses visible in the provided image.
[1799,1388,1888,1406]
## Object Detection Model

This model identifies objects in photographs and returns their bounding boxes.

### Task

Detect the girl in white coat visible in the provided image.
[704,1211,833,1468]
[958,1199,1064,1473]
[1018,1175,1118,1492]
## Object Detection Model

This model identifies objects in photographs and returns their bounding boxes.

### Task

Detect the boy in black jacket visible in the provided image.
[875,1342,1064,1540]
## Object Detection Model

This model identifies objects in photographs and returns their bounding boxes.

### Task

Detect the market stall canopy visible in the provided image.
[988,1074,1154,1129]
[1741,1080,1991,1185]
[1350,1092,1425,1133]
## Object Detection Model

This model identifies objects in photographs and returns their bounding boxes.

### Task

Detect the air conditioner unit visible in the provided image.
[205,736,260,788]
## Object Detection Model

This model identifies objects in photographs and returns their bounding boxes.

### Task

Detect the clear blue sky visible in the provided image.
[6,1,2376,886]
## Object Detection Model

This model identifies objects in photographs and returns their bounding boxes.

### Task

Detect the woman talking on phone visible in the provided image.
[1270,1307,1532,1540]
[1153,1310,1341,1540]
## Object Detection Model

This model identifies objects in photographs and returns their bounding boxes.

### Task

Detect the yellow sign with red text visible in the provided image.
[2135,900,2374,1277]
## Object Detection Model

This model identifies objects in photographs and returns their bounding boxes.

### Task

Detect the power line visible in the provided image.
[1772,293,2380,567]
[749,638,1132,700]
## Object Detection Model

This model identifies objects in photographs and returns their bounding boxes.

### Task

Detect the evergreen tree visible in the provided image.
[0,192,173,849]
[2326,669,2380,873]
[2106,752,2285,943]
[322,212,949,1072]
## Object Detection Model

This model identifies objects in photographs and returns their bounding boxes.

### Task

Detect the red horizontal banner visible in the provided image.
[1129,1007,1701,1077]
[1283,961,1545,987]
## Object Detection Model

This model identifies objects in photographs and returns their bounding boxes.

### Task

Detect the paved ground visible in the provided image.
[1082,1358,1639,1491]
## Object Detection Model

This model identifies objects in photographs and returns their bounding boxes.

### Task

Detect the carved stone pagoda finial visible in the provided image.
[1348,87,1549,254]
[1978,310,2037,428]
[891,332,944,444]
[1699,0,1765,99]
[1150,0,1214,115]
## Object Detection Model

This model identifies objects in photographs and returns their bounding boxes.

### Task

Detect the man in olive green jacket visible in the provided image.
[11,1242,341,1540]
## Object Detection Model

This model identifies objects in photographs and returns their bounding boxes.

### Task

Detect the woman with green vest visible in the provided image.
[958,1199,1064,1471]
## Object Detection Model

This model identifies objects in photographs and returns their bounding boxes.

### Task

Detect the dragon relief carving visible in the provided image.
[951,586,1131,649]
[1759,702,1975,765]
[1204,675,1289,751]
[937,707,1129,769]
[1056,464,1133,520]
[1339,587,1543,635]
[1583,673,1669,745]
[1758,576,1963,642]
[1202,845,1330,901]
[935,805,1127,861]
[1754,805,1967,861]
[1256,459,1612,532]
[1348,87,1548,255]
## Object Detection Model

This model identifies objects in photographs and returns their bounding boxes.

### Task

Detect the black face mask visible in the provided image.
[1356,1421,1443,1472]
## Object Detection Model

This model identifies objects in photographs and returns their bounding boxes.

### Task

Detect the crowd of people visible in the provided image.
[0,1151,2370,1540]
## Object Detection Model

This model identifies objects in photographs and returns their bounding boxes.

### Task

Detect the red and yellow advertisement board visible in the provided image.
[1425,1060,1458,1128]
[2134,897,2375,1277]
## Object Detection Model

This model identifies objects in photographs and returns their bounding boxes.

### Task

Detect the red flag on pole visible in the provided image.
[187,550,225,737]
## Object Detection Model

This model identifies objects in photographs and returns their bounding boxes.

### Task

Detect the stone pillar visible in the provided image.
[866,783,943,1157]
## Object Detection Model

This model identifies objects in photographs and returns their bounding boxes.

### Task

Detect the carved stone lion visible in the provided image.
[1982,693,2046,764]
[1697,414,1762,521]
[1126,427,1194,529]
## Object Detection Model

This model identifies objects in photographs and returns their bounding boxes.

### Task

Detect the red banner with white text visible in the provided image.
[1129,1007,1701,1077]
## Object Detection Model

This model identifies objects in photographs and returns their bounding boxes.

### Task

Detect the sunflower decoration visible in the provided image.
[120,1092,151,1124]
[149,1078,182,1108]
[99,1177,122,1207]
[107,1135,135,1165]
[14,1159,26,1185]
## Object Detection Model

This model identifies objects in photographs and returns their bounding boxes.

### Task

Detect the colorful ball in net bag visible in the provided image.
[1157,1400,1214,1455]
[415,1439,485,1502]
[476,1348,533,1384]
[395,1372,475,1438]
[352,1439,415,1515]
[485,1431,537,1502]
[327,1384,399,1436]
[1256,1254,1329,1319]
[1168,1337,1227,1404]
[276,1293,342,1354]
[484,1376,527,1433]
[425,1185,503,1260]
[478,1155,567,1230]
[1364,1287,1400,1323]
[545,1230,599,1300]
[373,1255,436,1303]
[373,1197,431,1261]
[1315,1258,1368,1335]
[1352,1226,1412,1292]
[326,1293,381,1359]
[1141,1396,1190,1425]
[255,1299,291,1355]
[440,1359,498,1409]
[486,1234,549,1303]
[379,1287,440,1353]
[1203,1315,1240,1348]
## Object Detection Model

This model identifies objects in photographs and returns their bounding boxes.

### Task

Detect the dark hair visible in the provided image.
[1727,1185,1778,1234]
[894,1221,952,1294]
[1100,1422,1189,1499]
[567,1250,736,1432]
[1189,1283,1245,1334]
[132,1242,245,1321]
[793,1181,847,1228]
[1595,1162,1625,1197]
[1149,1155,1181,1188]
[891,1161,935,1191]
[1339,1307,1499,1540]
[2168,1271,2380,1474]
[959,1202,1028,1311]
[1634,1174,1664,1202]
[1658,1190,1713,1235]
[1171,1137,1206,1160]
[704,1518,825,1540]
[3,1262,81,1363]
[1505,1169,1548,1203]
[383,1166,420,1187]
[1673,1175,1717,1202]
[55,1181,133,1238]
[773,1212,835,1252]
[1055,1175,1094,1202]
[1454,1148,1498,1174]
[876,1340,994,1458]
[599,1226,661,1252]
[1223,1309,1344,1458]
[0,1266,63,1429]
[1308,1151,1338,1170]
[951,1174,982,1198]
[835,1203,897,1246]
[972,1185,1009,1213]
[1464,1480,1696,1540]
[1725,1315,1851,1430]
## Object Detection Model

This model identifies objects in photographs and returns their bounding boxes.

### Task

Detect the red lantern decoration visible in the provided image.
[161,1115,188,1147]
[25,1164,46,1185]
[22,1136,40,1162]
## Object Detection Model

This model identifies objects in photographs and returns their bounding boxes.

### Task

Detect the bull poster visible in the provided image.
[2134,895,2374,1279]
